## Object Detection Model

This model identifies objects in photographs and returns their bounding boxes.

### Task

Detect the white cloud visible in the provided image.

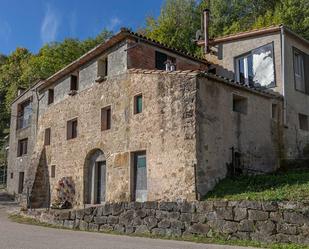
[107,17,122,31]
[41,4,60,44]
[0,20,11,43]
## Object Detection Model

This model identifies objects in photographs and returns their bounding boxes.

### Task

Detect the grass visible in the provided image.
[205,169,309,201]
[9,214,309,249]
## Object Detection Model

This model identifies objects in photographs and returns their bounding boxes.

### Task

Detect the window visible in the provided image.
[155,51,176,71]
[101,106,111,131]
[44,128,51,146]
[51,165,56,178]
[97,58,108,78]
[48,89,54,104]
[233,94,248,114]
[17,99,32,130]
[272,104,278,120]
[235,43,275,88]
[299,114,308,131]
[17,138,28,157]
[132,151,147,202]
[18,172,24,194]
[134,94,143,114]
[10,173,13,179]
[70,74,78,91]
[294,49,306,92]
[67,118,78,140]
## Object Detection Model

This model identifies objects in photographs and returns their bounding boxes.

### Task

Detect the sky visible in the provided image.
[0,0,164,55]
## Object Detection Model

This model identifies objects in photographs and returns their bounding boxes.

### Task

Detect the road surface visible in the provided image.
[0,191,258,249]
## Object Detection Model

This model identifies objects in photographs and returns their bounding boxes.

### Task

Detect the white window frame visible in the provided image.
[293,49,306,93]
[235,54,251,86]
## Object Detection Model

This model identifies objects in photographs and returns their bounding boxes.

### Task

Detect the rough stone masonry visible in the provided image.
[25,200,309,245]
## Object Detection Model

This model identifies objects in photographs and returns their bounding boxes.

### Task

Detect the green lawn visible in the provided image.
[205,169,309,201]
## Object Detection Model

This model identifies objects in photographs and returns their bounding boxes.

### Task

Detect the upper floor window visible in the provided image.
[293,48,308,94]
[155,51,176,71]
[134,94,143,114]
[17,99,32,130]
[17,138,28,157]
[70,74,78,92]
[48,89,54,105]
[97,58,108,79]
[235,43,275,88]
[67,118,78,140]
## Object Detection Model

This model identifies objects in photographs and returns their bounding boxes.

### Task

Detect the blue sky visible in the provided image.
[0,0,164,55]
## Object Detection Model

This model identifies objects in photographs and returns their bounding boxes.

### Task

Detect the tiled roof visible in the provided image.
[197,25,308,46]
[128,68,282,99]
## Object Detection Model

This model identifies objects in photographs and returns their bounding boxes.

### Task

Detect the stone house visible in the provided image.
[198,22,309,159]
[7,24,307,208]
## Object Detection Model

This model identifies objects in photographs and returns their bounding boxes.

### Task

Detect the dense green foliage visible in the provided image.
[205,169,309,201]
[145,0,309,54]
[0,30,112,161]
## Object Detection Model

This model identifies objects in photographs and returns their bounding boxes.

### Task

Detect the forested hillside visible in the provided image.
[0,0,308,162]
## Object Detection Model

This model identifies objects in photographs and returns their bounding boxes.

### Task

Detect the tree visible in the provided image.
[145,0,201,54]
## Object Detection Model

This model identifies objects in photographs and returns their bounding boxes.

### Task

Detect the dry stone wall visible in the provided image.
[26,200,309,245]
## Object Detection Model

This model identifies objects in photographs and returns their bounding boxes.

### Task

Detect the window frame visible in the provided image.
[97,57,108,78]
[44,128,51,146]
[70,74,79,92]
[16,98,32,130]
[67,118,78,140]
[17,138,28,157]
[232,94,248,115]
[48,89,54,105]
[101,105,112,131]
[51,165,56,178]
[293,47,308,95]
[134,94,143,115]
[234,42,276,88]
[298,113,309,131]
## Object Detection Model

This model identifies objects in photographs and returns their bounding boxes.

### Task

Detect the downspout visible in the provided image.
[280,26,287,126]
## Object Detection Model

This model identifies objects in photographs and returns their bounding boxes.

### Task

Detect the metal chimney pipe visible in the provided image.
[203,8,210,54]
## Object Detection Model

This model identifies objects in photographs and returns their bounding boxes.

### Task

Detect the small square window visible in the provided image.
[67,118,78,140]
[17,138,28,157]
[51,165,56,178]
[70,74,78,91]
[44,128,51,145]
[299,114,308,131]
[101,106,111,131]
[48,89,54,105]
[134,94,143,114]
[233,94,248,114]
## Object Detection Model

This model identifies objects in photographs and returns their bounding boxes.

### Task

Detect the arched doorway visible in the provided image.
[84,149,106,204]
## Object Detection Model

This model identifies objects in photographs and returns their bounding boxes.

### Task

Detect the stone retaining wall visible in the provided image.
[25,201,309,245]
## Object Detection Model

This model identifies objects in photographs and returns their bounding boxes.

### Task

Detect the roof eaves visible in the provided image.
[198,72,282,99]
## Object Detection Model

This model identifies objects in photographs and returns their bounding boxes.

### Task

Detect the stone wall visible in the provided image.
[27,200,309,245]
